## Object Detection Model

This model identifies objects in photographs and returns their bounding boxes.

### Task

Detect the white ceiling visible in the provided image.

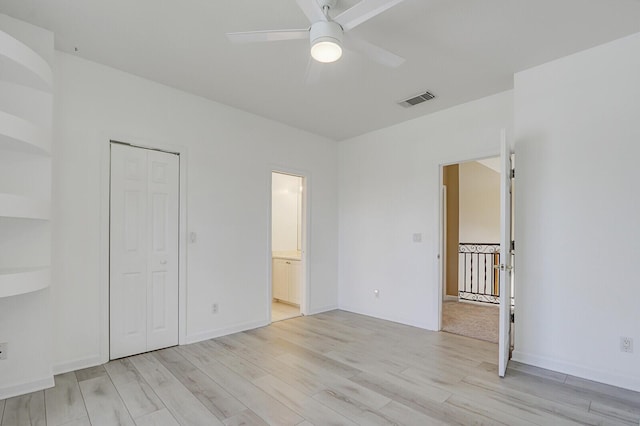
[2,0,640,140]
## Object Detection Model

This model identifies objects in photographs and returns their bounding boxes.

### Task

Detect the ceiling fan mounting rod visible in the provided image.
[318,0,338,19]
[323,5,330,19]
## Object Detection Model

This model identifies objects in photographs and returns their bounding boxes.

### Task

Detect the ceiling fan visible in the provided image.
[226,0,406,67]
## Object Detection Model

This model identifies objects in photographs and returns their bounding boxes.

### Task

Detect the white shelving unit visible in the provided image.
[0,193,50,220]
[0,267,50,298]
[0,110,51,154]
[0,30,52,91]
[0,28,52,298]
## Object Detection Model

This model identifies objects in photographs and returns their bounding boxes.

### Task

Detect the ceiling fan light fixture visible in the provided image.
[311,39,342,63]
[310,21,343,63]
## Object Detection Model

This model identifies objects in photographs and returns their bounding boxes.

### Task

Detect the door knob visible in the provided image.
[493,264,512,271]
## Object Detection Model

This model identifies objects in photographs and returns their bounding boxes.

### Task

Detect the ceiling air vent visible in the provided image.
[398,91,436,108]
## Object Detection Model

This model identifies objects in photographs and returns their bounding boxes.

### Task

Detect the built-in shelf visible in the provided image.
[0,194,50,220]
[0,266,50,298]
[0,30,52,92]
[0,109,50,155]
[0,26,52,300]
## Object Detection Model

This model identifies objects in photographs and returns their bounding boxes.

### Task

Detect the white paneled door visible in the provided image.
[110,143,179,360]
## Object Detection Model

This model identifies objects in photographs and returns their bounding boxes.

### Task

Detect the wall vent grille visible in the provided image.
[399,91,436,108]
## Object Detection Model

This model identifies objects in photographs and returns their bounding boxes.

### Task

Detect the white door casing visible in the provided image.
[110,143,179,359]
[498,130,513,377]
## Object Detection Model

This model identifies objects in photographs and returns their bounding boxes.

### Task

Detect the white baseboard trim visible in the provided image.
[53,355,104,376]
[0,375,55,400]
[306,304,339,316]
[512,350,640,392]
[184,319,269,345]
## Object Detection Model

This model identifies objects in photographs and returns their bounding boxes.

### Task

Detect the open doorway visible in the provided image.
[271,172,304,322]
[441,157,501,343]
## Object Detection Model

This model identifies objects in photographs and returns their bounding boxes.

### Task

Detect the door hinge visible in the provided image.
[510,312,515,323]
[510,168,515,179]
[511,240,515,251]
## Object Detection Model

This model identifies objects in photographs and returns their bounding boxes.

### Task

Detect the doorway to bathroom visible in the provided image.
[270,171,304,322]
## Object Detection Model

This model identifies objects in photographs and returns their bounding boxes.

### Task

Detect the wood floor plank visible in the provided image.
[221,409,269,426]
[217,332,287,358]
[104,359,165,420]
[2,391,46,426]
[312,389,396,426]
[128,353,224,426]
[457,373,632,426]
[469,367,593,411]
[278,352,391,409]
[252,374,358,426]
[589,399,640,425]
[44,373,87,426]
[266,323,344,355]
[444,394,536,425]
[377,401,449,426]
[202,337,328,396]
[57,417,90,426]
[354,370,452,406]
[350,372,484,425]
[323,348,408,375]
[178,347,304,425]
[197,340,268,381]
[507,361,567,383]
[565,375,640,403]
[78,375,135,426]
[154,347,247,420]
[74,365,108,383]
[133,408,179,426]
[270,338,362,378]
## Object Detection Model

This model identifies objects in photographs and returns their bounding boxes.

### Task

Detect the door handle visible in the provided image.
[494,264,512,271]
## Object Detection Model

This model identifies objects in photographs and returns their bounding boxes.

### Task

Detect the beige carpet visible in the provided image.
[442,300,499,343]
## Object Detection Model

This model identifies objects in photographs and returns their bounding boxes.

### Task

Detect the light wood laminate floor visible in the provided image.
[2,310,639,425]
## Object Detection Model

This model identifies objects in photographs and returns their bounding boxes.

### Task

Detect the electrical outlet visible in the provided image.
[212,303,219,314]
[0,342,7,360]
[620,337,633,353]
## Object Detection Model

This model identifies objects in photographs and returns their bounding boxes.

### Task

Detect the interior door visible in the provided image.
[498,130,513,377]
[110,143,179,359]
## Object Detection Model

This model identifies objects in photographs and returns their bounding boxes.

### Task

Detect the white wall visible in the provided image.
[513,33,640,391]
[272,172,302,253]
[459,161,500,244]
[51,52,339,372]
[338,92,513,329]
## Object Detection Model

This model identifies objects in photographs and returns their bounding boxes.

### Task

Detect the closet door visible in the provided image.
[110,143,179,359]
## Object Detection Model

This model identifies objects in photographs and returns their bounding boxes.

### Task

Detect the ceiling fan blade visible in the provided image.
[335,0,406,32]
[296,0,328,23]
[226,29,308,43]
[344,33,405,67]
